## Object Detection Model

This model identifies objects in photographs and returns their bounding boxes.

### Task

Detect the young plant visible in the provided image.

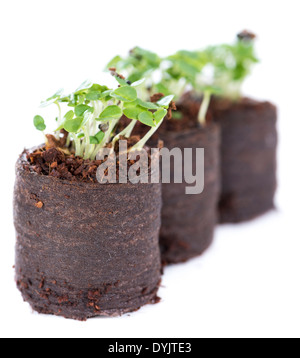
[107,48,216,125]
[204,30,259,99]
[34,73,174,160]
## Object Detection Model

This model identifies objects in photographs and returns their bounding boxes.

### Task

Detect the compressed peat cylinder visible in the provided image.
[211,97,278,223]
[159,124,220,264]
[14,149,162,320]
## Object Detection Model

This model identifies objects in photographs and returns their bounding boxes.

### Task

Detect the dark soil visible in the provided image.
[210,96,278,223]
[23,136,151,183]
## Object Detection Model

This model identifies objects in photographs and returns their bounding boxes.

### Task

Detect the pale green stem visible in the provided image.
[112,119,137,148]
[103,118,120,145]
[198,90,211,125]
[130,118,164,152]
[91,144,103,160]
[71,134,82,157]
[66,134,71,148]
[83,126,91,159]
[55,101,62,140]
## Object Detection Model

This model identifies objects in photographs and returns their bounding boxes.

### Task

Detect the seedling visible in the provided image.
[34,73,174,159]
[108,32,258,126]
[107,48,218,125]
[204,30,258,99]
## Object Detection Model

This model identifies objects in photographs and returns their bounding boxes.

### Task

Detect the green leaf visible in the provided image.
[99,90,113,99]
[123,106,145,120]
[95,131,105,143]
[90,84,109,92]
[114,76,130,87]
[75,80,93,93]
[111,86,137,102]
[98,105,122,121]
[156,95,174,107]
[90,136,98,145]
[33,115,46,131]
[131,78,146,87]
[138,111,155,127]
[63,117,83,133]
[75,104,94,117]
[154,109,167,124]
[77,133,85,139]
[86,91,101,101]
[64,110,74,121]
[40,89,64,108]
[106,55,122,70]
[137,99,159,110]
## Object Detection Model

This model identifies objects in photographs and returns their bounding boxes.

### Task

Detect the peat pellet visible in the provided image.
[14,151,162,320]
[211,97,278,223]
[159,123,220,264]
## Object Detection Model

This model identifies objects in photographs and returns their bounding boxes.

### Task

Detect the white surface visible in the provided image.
[0,0,300,338]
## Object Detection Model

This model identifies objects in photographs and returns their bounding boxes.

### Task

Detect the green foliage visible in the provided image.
[34,74,172,159]
[123,106,145,120]
[107,32,258,105]
[203,32,258,98]
[154,109,168,124]
[111,86,137,102]
[138,111,155,127]
[98,105,123,121]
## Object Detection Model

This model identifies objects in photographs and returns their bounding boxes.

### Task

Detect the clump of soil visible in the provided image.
[22,136,152,183]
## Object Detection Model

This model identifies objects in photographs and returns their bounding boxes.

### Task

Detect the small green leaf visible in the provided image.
[111,86,137,102]
[114,76,130,87]
[138,111,155,127]
[75,104,94,117]
[90,136,99,144]
[77,133,85,139]
[106,55,122,70]
[137,99,159,110]
[131,78,146,87]
[154,109,167,124]
[34,115,46,131]
[95,131,105,143]
[64,110,74,121]
[98,105,122,121]
[86,91,101,101]
[64,117,83,133]
[99,90,113,99]
[40,89,64,108]
[123,106,145,120]
[75,80,93,93]
[156,95,174,107]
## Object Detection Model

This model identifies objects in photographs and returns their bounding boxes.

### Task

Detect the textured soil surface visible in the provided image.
[23,136,145,183]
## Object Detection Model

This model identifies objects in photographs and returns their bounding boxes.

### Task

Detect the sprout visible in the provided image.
[33,73,173,160]
[204,30,259,99]
[107,33,258,125]
[107,48,214,125]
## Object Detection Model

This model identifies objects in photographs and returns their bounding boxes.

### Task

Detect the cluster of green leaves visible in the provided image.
[107,32,258,123]
[108,47,162,84]
[34,76,174,159]
[204,32,259,98]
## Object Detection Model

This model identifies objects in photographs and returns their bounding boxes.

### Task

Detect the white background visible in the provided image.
[0,0,299,338]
